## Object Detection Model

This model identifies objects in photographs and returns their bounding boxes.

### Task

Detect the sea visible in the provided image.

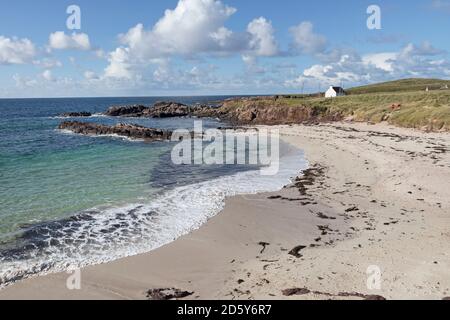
[0,96,307,286]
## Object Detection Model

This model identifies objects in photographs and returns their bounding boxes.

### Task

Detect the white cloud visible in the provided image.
[290,21,327,55]
[247,17,278,56]
[94,49,106,58]
[400,42,444,57]
[104,0,279,79]
[119,0,239,57]
[13,74,37,88]
[242,54,266,74]
[363,52,397,72]
[0,36,36,65]
[33,58,63,69]
[104,47,133,79]
[48,31,91,51]
[84,70,99,80]
[41,70,54,81]
[286,42,450,90]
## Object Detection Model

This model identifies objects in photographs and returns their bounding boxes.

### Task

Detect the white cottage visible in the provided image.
[325,86,346,98]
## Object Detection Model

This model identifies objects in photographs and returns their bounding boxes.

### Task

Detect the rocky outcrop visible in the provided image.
[104,101,221,119]
[58,121,173,141]
[104,105,148,117]
[143,102,191,118]
[59,112,92,117]
[213,98,343,125]
[82,97,343,126]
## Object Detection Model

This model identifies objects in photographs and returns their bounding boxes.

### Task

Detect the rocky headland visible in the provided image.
[56,98,348,141]
[101,97,342,126]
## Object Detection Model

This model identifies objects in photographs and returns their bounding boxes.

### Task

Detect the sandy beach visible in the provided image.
[0,122,449,300]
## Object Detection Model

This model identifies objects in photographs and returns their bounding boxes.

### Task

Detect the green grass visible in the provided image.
[224,78,450,131]
[282,78,450,131]
[282,90,450,131]
[346,78,450,95]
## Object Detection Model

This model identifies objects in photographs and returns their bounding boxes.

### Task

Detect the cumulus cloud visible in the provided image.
[289,21,327,55]
[0,36,36,65]
[118,0,240,57]
[400,42,444,57]
[362,52,397,72]
[104,47,133,79]
[104,0,279,79]
[286,42,450,89]
[247,17,278,56]
[48,31,91,51]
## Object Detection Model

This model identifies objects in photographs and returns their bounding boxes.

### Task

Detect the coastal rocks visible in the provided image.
[144,102,191,118]
[146,288,193,300]
[104,105,148,117]
[104,102,216,118]
[72,96,346,126]
[216,98,343,125]
[59,112,92,117]
[58,121,173,141]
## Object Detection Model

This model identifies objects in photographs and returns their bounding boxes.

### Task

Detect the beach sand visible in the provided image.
[0,122,449,300]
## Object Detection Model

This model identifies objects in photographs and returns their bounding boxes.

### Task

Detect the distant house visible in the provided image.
[325,86,346,98]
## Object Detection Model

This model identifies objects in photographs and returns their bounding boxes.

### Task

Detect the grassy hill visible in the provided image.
[346,78,450,95]
[229,79,450,131]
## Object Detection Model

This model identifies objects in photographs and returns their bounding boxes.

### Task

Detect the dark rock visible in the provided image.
[146,288,193,300]
[59,112,92,117]
[105,105,148,117]
[58,121,173,141]
[104,102,218,119]
[144,102,191,118]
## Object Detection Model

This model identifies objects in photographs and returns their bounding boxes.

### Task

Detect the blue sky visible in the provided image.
[1,0,450,98]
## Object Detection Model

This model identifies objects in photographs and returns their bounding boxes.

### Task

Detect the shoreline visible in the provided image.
[0,122,449,300]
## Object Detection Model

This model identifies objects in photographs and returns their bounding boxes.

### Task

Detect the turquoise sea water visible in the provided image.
[0,97,307,285]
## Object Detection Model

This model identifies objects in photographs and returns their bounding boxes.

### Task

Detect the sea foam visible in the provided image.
[0,144,307,287]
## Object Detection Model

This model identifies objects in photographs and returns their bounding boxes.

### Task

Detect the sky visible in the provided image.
[1,0,450,98]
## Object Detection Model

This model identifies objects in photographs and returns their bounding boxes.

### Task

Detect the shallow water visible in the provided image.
[0,97,307,285]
